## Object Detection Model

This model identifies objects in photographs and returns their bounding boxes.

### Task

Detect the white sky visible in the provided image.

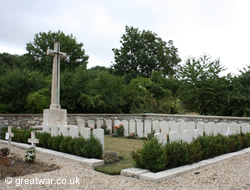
[0,0,249,75]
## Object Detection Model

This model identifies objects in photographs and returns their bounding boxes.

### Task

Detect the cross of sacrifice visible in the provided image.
[47,42,67,109]
[28,131,39,148]
[5,126,14,154]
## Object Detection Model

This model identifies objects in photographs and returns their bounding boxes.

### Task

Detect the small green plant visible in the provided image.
[103,151,120,164]
[113,124,124,136]
[147,130,155,140]
[82,135,103,158]
[24,147,36,162]
[126,133,138,139]
[101,124,111,135]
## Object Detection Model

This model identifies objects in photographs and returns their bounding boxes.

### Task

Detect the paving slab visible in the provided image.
[0,140,104,168]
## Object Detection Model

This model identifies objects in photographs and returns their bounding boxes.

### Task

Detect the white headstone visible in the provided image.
[93,129,104,152]
[60,126,69,136]
[97,120,104,129]
[152,120,160,133]
[105,119,112,131]
[187,122,196,131]
[51,125,59,136]
[154,133,167,145]
[129,120,136,134]
[241,123,250,134]
[179,122,188,132]
[182,130,193,143]
[76,118,85,128]
[114,120,122,126]
[225,126,232,136]
[169,131,181,142]
[81,128,91,139]
[204,122,214,136]
[193,129,203,139]
[122,120,129,136]
[69,125,79,138]
[144,120,152,137]
[230,122,240,134]
[88,120,95,129]
[137,121,144,138]
[219,122,228,135]
[212,123,222,136]
[43,124,51,133]
[169,122,180,133]
[196,122,205,131]
[160,121,169,134]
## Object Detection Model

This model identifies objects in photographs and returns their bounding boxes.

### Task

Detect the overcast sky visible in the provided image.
[1,0,249,75]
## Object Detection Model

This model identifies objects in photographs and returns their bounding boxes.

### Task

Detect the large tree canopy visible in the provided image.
[112,26,181,80]
[25,30,89,75]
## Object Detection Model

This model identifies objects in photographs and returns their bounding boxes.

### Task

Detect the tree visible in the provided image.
[112,26,181,80]
[178,55,230,115]
[25,30,89,75]
[226,66,250,117]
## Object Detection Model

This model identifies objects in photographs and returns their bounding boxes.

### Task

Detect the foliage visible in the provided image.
[101,125,110,135]
[112,26,181,79]
[139,138,166,172]
[24,147,36,162]
[126,133,138,139]
[73,137,86,156]
[178,55,230,115]
[36,132,51,148]
[51,135,64,151]
[165,141,188,168]
[113,124,124,136]
[82,135,103,158]
[25,30,89,75]
[147,130,155,140]
[59,136,72,153]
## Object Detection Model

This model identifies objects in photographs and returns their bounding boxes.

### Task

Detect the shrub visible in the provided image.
[37,132,51,148]
[59,136,73,153]
[147,130,155,140]
[0,126,7,139]
[140,138,166,172]
[82,135,103,158]
[194,136,212,159]
[52,135,63,151]
[187,141,203,164]
[113,124,124,136]
[165,141,188,168]
[126,133,138,139]
[68,138,76,154]
[228,135,241,152]
[101,125,110,135]
[131,148,142,168]
[73,137,86,156]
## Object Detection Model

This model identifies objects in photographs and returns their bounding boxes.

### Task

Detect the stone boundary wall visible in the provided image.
[1,113,250,129]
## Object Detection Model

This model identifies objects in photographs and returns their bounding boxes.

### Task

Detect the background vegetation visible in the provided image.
[0,27,249,116]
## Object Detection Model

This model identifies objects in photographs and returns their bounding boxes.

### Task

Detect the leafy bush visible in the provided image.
[36,132,51,148]
[147,130,155,140]
[52,135,63,151]
[101,125,110,135]
[140,138,166,172]
[187,141,203,164]
[228,135,241,152]
[82,135,103,158]
[59,136,73,153]
[113,124,124,136]
[73,137,86,156]
[165,141,188,168]
[68,138,76,154]
[131,148,143,168]
[126,133,138,139]
[0,126,7,139]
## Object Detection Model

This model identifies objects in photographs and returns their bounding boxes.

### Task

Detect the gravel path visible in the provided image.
[0,143,249,190]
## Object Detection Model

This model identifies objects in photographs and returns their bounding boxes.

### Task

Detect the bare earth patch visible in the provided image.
[0,155,60,179]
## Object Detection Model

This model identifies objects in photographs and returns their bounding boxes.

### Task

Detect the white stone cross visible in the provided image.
[47,42,67,109]
[28,131,39,148]
[5,126,14,154]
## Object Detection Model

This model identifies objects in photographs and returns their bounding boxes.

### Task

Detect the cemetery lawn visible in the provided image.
[95,135,144,175]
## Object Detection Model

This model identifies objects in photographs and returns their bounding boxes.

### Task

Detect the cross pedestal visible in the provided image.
[5,126,14,154]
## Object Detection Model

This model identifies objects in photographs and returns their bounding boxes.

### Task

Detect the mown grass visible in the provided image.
[95,135,144,175]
